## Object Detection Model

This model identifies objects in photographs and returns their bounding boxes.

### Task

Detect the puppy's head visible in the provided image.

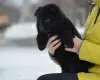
[35,4,64,33]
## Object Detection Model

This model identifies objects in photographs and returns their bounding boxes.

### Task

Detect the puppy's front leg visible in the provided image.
[60,31,74,48]
[36,33,48,50]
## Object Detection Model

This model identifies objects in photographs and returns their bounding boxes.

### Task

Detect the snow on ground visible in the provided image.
[0,46,61,80]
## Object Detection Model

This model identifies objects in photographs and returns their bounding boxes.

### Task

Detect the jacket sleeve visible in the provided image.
[79,40,100,65]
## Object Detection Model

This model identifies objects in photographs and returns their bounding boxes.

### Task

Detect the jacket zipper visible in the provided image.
[84,5,100,39]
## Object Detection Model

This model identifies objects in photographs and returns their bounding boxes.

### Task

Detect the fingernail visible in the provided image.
[57,39,60,41]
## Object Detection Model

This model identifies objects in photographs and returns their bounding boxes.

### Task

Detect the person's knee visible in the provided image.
[37,74,49,80]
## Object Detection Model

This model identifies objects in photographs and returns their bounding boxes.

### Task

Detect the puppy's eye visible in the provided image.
[45,19,50,23]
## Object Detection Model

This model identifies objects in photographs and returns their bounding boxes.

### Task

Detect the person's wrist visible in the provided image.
[76,40,83,55]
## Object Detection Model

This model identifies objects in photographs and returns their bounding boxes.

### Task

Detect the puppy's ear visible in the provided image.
[36,33,48,51]
[34,7,42,16]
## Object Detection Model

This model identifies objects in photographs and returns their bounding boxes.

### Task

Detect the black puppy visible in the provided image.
[34,4,94,73]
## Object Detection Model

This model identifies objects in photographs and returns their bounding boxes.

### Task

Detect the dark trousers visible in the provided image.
[37,73,78,80]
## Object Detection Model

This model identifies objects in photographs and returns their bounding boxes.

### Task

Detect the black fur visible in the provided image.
[35,4,94,73]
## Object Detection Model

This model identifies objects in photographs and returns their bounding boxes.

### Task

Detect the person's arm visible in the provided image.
[65,37,100,65]
[79,40,100,65]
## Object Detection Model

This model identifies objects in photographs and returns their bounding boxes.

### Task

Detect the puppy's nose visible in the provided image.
[40,26,45,32]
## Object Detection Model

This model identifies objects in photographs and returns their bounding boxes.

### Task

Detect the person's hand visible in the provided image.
[46,36,62,55]
[65,37,82,54]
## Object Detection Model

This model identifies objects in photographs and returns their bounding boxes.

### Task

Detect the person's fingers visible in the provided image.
[48,39,60,51]
[47,36,58,47]
[53,42,61,50]
[50,39,60,47]
[49,42,61,55]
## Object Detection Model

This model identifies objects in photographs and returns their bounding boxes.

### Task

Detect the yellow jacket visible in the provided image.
[78,0,100,80]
